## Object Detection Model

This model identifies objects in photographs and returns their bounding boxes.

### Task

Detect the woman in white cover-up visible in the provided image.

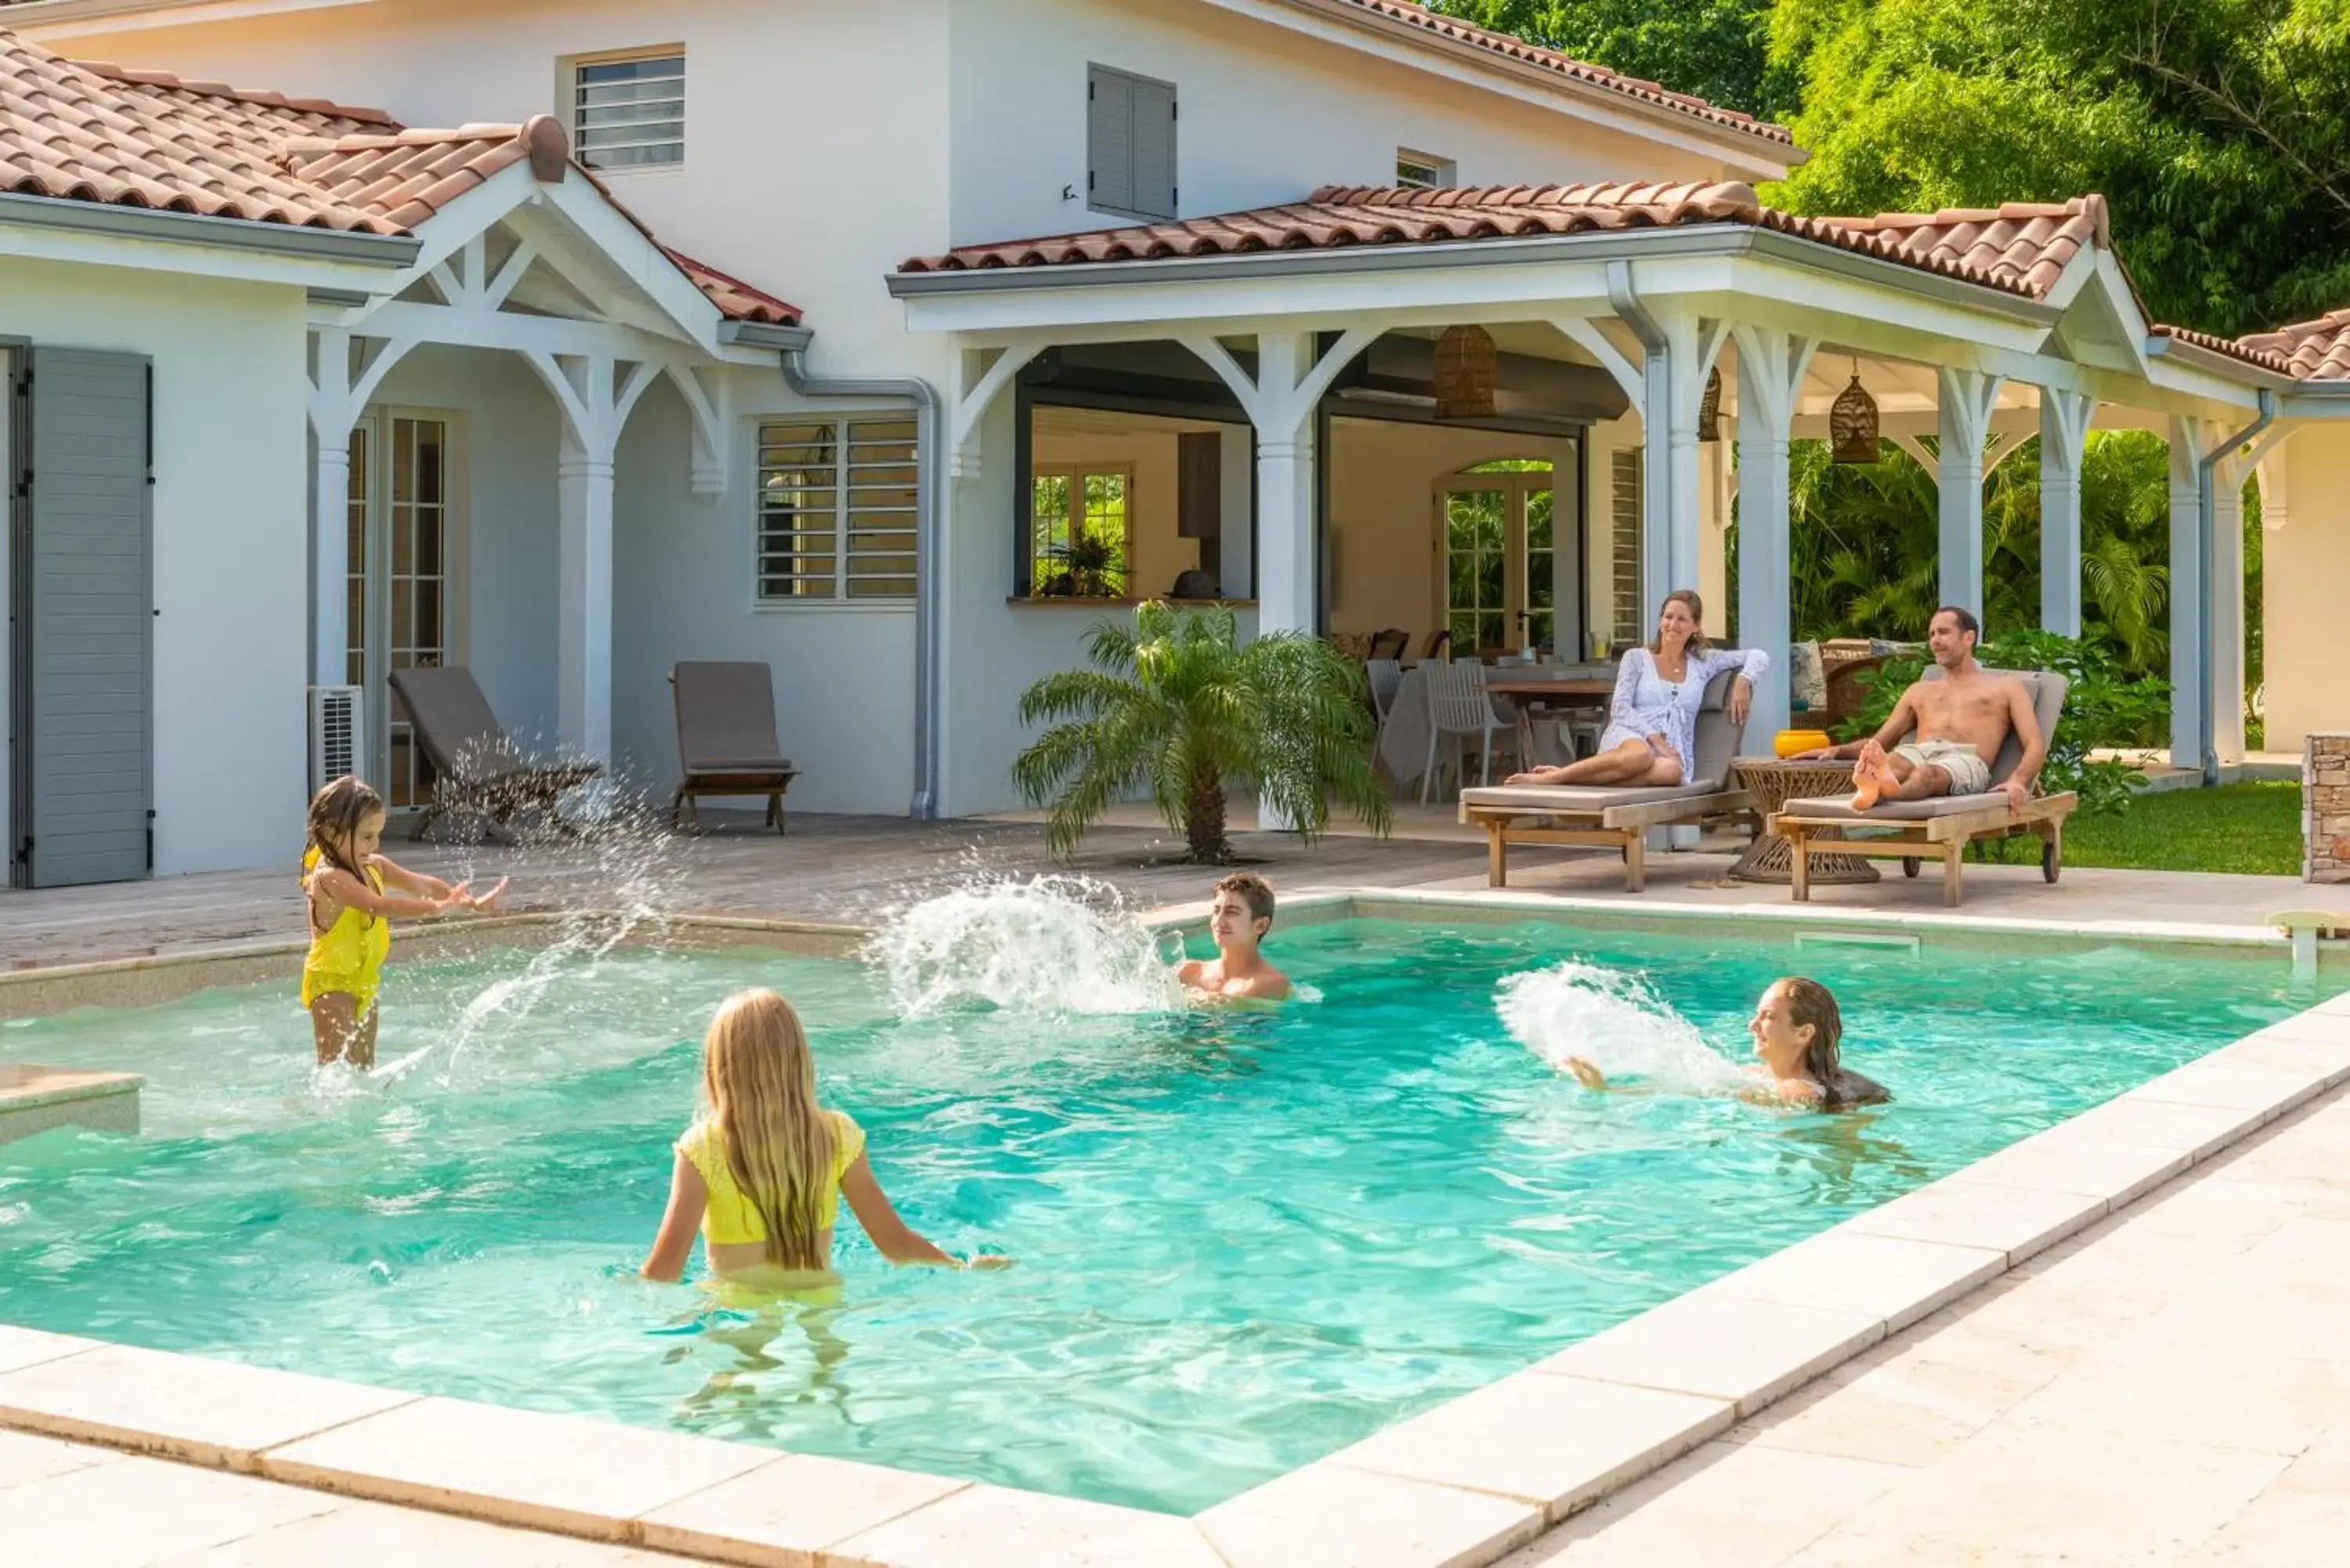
[1506,590,1765,789]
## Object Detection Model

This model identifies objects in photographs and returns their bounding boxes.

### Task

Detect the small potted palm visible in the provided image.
[1014,602,1391,862]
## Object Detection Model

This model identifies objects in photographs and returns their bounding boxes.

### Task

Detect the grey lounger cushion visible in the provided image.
[1776,790,2016,822]
[1460,782,1718,814]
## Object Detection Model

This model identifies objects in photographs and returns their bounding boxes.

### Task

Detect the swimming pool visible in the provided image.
[0,907,2331,1513]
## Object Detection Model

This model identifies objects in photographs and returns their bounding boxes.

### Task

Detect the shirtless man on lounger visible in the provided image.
[1799,607,2046,811]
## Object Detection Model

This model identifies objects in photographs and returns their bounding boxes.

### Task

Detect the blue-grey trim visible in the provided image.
[0,192,418,266]
[776,345,946,821]
[2143,334,2298,392]
[887,222,2069,326]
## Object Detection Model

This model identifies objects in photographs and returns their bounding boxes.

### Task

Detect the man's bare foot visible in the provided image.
[1850,755,1887,811]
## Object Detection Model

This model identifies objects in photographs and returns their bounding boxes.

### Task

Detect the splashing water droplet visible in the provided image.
[1497,961,1744,1093]
[868,876,1187,1017]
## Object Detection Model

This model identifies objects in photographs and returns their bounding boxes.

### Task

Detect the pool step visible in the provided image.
[0,1064,142,1144]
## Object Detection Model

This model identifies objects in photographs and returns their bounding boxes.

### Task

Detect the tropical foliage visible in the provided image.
[1013,603,1391,863]
[1771,431,2179,683]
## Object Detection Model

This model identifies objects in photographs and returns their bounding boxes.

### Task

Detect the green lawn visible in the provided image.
[2053,781,2302,876]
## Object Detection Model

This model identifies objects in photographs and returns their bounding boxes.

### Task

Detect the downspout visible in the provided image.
[777,343,948,820]
[2195,389,2276,788]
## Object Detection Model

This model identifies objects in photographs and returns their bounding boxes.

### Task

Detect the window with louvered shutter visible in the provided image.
[572,51,684,170]
[1087,64,1176,221]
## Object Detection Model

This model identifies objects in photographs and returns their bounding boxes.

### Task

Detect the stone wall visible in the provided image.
[2306,732,2350,882]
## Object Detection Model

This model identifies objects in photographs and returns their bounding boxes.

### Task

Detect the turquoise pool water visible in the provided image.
[0,909,2330,1513]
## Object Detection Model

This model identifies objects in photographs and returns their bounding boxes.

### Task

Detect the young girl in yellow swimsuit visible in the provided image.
[642,988,1010,1289]
[302,775,505,1068]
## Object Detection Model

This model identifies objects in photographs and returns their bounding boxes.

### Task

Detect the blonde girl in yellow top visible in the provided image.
[642,988,1010,1288]
[303,775,504,1069]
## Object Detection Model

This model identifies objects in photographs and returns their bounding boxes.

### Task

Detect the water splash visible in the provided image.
[1497,961,1745,1093]
[362,785,693,1089]
[868,876,1187,1018]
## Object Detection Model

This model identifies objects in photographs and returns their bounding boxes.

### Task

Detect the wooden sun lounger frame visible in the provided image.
[1465,787,1754,893]
[1770,791,2079,908]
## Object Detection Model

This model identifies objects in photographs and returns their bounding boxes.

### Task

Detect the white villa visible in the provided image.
[0,0,2345,887]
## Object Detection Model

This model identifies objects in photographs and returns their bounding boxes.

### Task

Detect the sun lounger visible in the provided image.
[1769,667,2077,907]
[386,665,602,842]
[668,661,798,834]
[1458,668,1754,892]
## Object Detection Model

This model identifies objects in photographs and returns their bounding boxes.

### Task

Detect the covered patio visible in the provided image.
[892,180,2298,807]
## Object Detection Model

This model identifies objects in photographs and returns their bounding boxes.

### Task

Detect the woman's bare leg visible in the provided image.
[350,1005,380,1071]
[1640,750,1686,786]
[1515,739,1654,786]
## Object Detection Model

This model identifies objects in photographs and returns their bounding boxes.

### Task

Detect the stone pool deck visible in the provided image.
[5,810,2350,1566]
[6,806,2350,973]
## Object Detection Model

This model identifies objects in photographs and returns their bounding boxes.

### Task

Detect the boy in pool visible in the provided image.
[1566,977,1889,1109]
[1175,873,1292,1003]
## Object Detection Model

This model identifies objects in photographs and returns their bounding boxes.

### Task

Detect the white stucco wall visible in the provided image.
[945,0,1737,248]
[0,255,309,879]
[613,375,919,816]
[943,393,1256,818]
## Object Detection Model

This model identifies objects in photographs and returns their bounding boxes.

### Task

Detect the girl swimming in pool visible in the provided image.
[1565,977,1890,1109]
[302,775,505,1069]
[641,988,1010,1288]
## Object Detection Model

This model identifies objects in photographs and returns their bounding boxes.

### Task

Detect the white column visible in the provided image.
[313,434,352,688]
[1250,334,1317,638]
[2037,387,2093,637]
[2167,416,2210,768]
[525,351,659,770]
[1733,327,1819,741]
[2210,452,2248,763]
[557,446,616,762]
[1936,367,2005,619]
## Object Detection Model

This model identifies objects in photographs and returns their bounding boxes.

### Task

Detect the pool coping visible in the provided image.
[3,894,2349,1566]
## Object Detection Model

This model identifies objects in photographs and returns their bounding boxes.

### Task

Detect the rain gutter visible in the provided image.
[2196,389,2276,787]
[776,338,949,821]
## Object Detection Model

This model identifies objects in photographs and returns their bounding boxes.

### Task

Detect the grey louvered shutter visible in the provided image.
[1131,77,1177,219]
[1088,65,1134,215]
[14,348,153,888]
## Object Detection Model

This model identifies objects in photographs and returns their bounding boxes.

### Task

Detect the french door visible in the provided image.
[345,414,458,809]
[1440,465,1555,659]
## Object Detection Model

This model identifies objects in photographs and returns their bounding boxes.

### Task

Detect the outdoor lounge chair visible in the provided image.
[1768,666,2077,908]
[669,661,799,834]
[1455,668,1754,893]
[387,665,602,842]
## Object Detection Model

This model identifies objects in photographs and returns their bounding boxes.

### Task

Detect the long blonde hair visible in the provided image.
[702,988,837,1270]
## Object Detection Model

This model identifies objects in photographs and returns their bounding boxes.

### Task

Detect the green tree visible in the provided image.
[1768,0,2350,334]
[1426,1,1798,121]
[1013,603,1391,863]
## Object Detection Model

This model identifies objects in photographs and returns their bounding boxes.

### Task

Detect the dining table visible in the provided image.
[1376,663,1617,795]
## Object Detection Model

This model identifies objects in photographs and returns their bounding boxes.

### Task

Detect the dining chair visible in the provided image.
[1421,659,1510,804]
[1366,659,1404,726]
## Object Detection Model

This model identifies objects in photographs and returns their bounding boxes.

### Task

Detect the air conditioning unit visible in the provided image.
[308,685,366,793]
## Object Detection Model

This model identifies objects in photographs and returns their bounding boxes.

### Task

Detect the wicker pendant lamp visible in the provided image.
[1434,325,1498,421]
[1697,366,1723,443]
[1830,360,1879,464]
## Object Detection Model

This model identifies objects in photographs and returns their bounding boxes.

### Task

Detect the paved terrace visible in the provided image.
[5,804,2349,970]
[4,808,2350,1568]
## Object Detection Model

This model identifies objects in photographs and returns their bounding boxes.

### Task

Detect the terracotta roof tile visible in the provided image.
[0,28,798,323]
[901,184,2113,302]
[2234,309,2350,380]
[0,31,399,231]
[1321,0,1794,149]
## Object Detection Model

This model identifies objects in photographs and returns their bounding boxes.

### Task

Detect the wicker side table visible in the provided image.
[1729,757,1882,883]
